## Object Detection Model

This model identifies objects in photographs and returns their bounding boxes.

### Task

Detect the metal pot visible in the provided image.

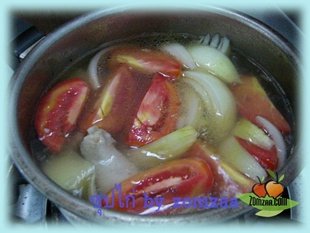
[10,6,300,223]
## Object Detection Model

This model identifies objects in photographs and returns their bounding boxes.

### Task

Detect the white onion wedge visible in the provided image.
[161,43,196,69]
[187,44,240,83]
[88,47,114,89]
[42,150,95,192]
[176,81,205,130]
[256,116,286,170]
[183,71,237,143]
[220,160,255,192]
[233,118,274,150]
[127,126,198,170]
[88,50,104,89]
[218,136,267,180]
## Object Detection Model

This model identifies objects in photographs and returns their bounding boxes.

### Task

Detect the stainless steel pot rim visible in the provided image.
[10,6,300,223]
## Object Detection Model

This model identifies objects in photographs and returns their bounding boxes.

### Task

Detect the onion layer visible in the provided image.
[127,126,198,170]
[233,118,274,150]
[88,47,114,89]
[256,116,286,170]
[42,150,95,194]
[187,44,240,84]
[176,81,205,130]
[184,71,237,144]
[218,136,267,180]
[161,43,196,69]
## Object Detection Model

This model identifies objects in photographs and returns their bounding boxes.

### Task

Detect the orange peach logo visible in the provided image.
[252,177,267,198]
[252,172,284,199]
[265,180,284,199]
[238,170,298,218]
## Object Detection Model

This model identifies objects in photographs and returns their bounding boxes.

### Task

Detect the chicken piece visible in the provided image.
[80,126,139,193]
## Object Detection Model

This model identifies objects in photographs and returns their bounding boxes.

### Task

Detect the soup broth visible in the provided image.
[31,33,293,215]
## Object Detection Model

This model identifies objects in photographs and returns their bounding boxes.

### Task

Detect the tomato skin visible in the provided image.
[105,158,214,214]
[109,46,182,80]
[79,65,138,134]
[35,78,89,152]
[230,76,291,134]
[126,73,180,147]
[236,137,278,171]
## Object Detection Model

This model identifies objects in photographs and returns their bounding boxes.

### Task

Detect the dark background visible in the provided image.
[12,10,300,34]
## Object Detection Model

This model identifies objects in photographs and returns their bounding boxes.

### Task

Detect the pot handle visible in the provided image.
[10,17,45,70]
[10,18,48,224]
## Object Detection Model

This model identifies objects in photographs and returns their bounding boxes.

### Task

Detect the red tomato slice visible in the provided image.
[105,158,214,214]
[230,76,291,134]
[35,78,89,152]
[126,73,180,147]
[236,137,278,171]
[109,46,182,80]
[79,65,138,134]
